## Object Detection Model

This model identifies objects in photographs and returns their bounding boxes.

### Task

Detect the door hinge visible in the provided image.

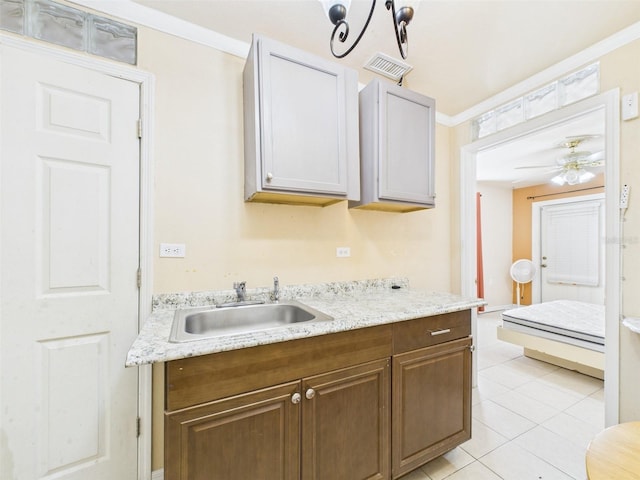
[137,118,143,138]
[136,417,141,437]
[136,268,142,289]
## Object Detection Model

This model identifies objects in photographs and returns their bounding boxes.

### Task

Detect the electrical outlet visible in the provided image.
[620,184,630,209]
[160,243,186,258]
[336,247,351,258]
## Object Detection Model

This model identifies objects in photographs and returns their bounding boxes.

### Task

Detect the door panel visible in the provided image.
[539,198,605,303]
[302,359,390,480]
[165,382,301,480]
[1,45,140,480]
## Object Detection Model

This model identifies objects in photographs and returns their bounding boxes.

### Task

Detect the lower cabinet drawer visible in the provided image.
[393,310,471,354]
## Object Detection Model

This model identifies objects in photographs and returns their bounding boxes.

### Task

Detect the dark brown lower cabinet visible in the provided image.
[302,359,390,480]
[391,336,472,479]
[165,381,300,480]
[165,359,390,480]
[164,311,474,480]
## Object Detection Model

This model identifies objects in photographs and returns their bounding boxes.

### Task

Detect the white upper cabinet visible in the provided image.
[243,35,360,206]
[351,79,436,212]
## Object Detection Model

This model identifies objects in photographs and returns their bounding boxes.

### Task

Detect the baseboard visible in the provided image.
[480,304,515,313]
[152,469,164,480]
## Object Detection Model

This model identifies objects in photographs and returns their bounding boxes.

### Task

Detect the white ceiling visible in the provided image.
[128,0,635,186]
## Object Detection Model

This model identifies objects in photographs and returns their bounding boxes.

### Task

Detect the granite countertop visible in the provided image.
[125,278,485,367]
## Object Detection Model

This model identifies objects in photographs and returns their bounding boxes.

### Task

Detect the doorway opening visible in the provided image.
[460,90,620,426]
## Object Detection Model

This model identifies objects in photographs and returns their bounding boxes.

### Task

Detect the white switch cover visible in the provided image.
[622,92,638,121]
[336,247,351,258]
[160,243,186,258]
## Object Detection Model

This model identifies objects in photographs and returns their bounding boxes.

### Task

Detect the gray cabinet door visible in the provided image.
[244,35,359,201]
[353,79,435,211]
[380,86,435,204]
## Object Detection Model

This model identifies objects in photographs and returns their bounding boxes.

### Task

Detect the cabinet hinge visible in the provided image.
[137,118,143,138]
[136,417,141,437]
[136,268,142,289]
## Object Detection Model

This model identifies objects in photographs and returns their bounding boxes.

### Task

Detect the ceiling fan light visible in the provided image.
[565,169,580,185]
[579,169,595,183]
[551,174,566,186]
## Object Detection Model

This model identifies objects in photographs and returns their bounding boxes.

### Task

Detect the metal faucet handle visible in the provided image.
[233,281,247,301]
[273,276,280,302]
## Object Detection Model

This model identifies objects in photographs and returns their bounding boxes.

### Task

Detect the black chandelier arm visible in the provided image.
[330,0,377,59]
[385,0,409,59]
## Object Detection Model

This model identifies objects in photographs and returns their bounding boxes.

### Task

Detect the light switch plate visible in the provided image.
[622,92,638,121]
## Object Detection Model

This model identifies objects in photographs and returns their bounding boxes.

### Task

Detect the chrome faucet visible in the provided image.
[273,276,280,302]
[233,281,246,302]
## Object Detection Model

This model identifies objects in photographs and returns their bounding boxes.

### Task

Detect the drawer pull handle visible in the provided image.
[429,328,451,336]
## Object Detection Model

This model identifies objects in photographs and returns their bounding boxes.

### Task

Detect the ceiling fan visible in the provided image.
[516,135,604,186]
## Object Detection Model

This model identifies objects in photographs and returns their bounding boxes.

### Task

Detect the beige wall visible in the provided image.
[599,39,640,422]
[451,41,640,423]
[477,183,512,309]
[140,30,453,296]
[137,28,455,469]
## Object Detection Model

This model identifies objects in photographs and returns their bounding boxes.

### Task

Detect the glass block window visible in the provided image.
[495,98,523,131]
[559,63,599,107]
[89,16,136,64]
[524,83,558,119]
[472,111,496,139]
[0,0,137,65]
[29,0,87,51]
[472,63,600,140]
[0,0,24,34]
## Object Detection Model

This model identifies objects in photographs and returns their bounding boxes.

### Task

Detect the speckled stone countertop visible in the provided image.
[125,278,485,367]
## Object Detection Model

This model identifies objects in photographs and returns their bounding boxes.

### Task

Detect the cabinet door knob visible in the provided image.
[266,172,273,182]
[305,388,315,400]
[291,393,301,404]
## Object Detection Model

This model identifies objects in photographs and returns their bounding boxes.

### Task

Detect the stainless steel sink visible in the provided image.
[169,300,333,342]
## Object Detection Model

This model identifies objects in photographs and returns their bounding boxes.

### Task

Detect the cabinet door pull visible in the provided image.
[291,392,301,404]
[428,328,451,336]
[305,388,315,400]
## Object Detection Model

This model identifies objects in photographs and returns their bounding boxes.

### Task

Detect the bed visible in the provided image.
[497,300,605,379]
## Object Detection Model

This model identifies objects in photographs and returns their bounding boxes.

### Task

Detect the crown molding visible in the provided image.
[69,2,640,128]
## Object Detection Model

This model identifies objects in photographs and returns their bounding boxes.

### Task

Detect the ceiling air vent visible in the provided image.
[364,52,413,82]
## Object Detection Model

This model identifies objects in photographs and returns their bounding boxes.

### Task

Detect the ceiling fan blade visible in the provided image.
[515,165,556,170]
[586,150,604,161]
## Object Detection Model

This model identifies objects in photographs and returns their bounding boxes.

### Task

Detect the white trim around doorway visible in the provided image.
[460,90,620,427]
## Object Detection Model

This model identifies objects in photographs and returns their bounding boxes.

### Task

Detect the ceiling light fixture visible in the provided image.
[551,168,595,186]
[320,0,416,59]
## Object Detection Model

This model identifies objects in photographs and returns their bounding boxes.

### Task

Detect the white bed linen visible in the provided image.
[502,300,605,346]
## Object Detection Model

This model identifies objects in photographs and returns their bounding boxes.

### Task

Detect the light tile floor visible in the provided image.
[400,311,604,480]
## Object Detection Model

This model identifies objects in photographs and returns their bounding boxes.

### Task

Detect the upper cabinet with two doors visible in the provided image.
[243,34,435,211]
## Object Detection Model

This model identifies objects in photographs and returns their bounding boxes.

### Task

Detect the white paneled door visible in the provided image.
[0,46,140,479]
[537,196,605,304]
